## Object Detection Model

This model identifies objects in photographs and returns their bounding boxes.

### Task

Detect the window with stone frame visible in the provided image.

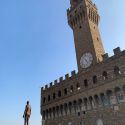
[53,93,56,100]
[93,75,98,84]
[49,108,51,118]
[118,93,124,100]
[58,90,61,97]
[46,109,48,119]
[43,97,46,104]
[64,88,68,95]
[115,87,124,102]
[48,95,51,101]
[42,110,45,120]
[102,71,108,80]
[114,66,121,76]
[70,85,74,93]
[76,82,80,90]
[84,79,88,88]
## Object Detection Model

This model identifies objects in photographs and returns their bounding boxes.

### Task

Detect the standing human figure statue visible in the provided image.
[23,101,31,125]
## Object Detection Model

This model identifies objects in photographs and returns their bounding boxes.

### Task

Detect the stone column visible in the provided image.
[103,92,109,106]
[77,105,80,112]
[81,103,86,111]
[67,106,70,115]
[98,95,103,107]
[91,99,96,109]
[44,113,47,120]
[59,108,61,117]
[110,90,117,105]
[63,108,66,116]
[87,99,91,110]
[73,105,77,114]
[51,111,53,119]
[48,113,50,119]
[61,109,64,116]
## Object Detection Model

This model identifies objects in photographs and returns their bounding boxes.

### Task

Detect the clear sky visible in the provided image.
[0,0,125,125]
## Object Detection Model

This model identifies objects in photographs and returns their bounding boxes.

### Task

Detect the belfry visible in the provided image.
[68,0,105,71]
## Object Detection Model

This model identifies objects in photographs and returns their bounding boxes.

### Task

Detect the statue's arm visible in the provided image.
[23,106,27,117]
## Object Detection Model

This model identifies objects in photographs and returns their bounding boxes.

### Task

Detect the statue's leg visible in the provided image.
[24,117,26,125]
[27,116,29,125]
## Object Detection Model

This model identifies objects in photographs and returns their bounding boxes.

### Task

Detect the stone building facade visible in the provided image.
[40,0,125,125]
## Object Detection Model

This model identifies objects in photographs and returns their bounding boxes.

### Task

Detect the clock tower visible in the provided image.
[67,0,105,71]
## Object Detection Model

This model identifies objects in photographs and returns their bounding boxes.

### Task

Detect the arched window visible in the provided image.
[89,96,95,109]
[103,71,108,80]
[64,103,68,115]
[114,66,121,76]
[56,106,59,117]
[94,95,100,106]
[84,98,88,110]
[70,85,74,93]
[76,83,80,90]
[58,90,61,97]
[42,110,45,120]
[73,100,77,113]
[115,87,124,102]
[43,97,46,104]
[53,107,55,118]
[78,99,82,111]
[93,75,97,84]
[48,95,50,102]
[46,109,48,119]
[84,79,88,88]
[68,102,72,113]
[106,90,113,105]
[64,88,68,95]
[53,93,56,100]
[100,93,108,106]
[49,108,52,118]
[60,105,63,116]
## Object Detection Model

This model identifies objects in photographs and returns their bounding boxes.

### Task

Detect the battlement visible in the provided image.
[41,47,125,92]
[67,0,99,29]
[41,70,77,91]
[102,47,125,61]
[67,0,97,14]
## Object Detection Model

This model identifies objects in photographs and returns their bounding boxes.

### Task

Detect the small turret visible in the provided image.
[70,0,83,8]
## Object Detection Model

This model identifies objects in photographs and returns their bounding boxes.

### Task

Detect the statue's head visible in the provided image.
[27,101,29,105]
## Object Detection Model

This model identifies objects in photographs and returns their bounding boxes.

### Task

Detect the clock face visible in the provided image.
[80,52,93,69]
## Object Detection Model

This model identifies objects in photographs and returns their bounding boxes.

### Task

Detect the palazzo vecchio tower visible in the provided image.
[41,0,125,125]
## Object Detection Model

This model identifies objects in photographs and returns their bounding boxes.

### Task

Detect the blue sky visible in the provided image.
[0,0,125,125]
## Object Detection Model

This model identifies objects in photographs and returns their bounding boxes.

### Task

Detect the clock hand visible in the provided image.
[85,57,89,64]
